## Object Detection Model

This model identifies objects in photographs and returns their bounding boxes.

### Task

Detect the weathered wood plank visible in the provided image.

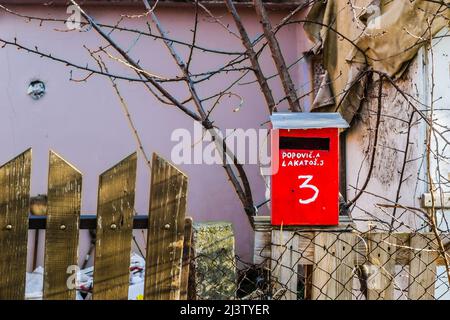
[92,153,137,300]
[0,149,32,299]
[408,233,438,300]
[422,192,450,209]
[271,231,300,300]
[257,229,449,266]
[144,153,188,300]
[43,151,82,300]
[145,155,167,300]
[311,232,355,300]
[366,233,397,300]
[180,217,193,300]
[253,216,272,267]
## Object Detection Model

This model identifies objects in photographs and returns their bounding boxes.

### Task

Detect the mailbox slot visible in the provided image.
[279,137,330,151]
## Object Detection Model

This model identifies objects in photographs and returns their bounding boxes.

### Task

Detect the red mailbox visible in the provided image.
[270,113,349,226]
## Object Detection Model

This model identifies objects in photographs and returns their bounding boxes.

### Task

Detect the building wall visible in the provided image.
[426,28,450,206]
[346,29,450,233]
[0,4,311,269]
[345,53,426,231]
[425,28,450,299]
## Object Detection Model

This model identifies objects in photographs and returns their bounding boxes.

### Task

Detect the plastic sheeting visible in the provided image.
[304,0,449,124]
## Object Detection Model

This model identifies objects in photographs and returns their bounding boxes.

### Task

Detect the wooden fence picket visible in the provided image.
[0,149,32,300]
[144,153,188,300]
[92,153,137,300]
[366,233,397,300]
[311,232,355,300]
[43,151,82,300]
[271,231,300,300]
[408,233,438,300]
[180,217,193,300]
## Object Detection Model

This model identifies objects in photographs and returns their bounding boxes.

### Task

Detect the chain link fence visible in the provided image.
[190,217,450,300]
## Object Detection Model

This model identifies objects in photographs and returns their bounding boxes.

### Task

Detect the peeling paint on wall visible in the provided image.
[346,55,424,231]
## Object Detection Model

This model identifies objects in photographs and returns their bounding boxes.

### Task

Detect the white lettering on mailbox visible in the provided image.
[281,151,324,167]
[298,175,319,204]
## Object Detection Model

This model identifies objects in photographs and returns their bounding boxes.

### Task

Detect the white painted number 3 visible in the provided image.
[298,175,319,204]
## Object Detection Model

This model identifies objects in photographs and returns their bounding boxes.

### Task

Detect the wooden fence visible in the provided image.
[268,230,449,300]
[251,215,450,300]
[0,149,192,300]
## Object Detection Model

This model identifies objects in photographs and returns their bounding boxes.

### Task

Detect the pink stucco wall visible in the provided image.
[0,4,311,269]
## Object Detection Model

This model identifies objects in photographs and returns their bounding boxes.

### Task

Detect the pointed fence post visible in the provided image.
[0,149,32,300]
[43,151,82,300]
[92,153,137,300]
[144,153,188,300]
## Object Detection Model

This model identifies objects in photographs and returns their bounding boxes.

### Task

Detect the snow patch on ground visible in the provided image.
[25,253,145,300]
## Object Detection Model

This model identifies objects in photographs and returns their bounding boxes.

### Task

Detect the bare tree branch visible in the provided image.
[253,0,302,112]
